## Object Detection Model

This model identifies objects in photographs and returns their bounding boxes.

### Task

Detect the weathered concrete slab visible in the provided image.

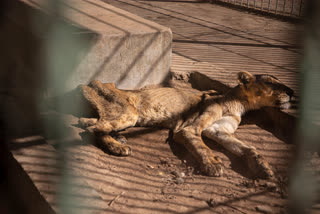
[22,0,172,91]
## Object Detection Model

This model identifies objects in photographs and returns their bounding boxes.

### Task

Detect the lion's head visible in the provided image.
[237,71,294,110]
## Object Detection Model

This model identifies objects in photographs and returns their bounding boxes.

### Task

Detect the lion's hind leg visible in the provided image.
[78,81,138,156]
[173,127,224,177]
[96,134,131,156]
[79,118,98,128]
[80,80,139,134]
[110,131,128,145]
[78,118,131,156]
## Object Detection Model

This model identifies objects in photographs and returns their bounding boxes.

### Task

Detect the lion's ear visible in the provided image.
[237,71,255,85]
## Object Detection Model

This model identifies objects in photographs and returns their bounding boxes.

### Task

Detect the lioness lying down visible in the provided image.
[78,71,293,179]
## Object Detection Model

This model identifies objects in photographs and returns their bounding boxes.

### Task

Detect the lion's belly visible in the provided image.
[135,88,202,128]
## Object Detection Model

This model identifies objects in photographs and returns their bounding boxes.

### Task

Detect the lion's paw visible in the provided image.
[110,132,128,145]
[244,149,274,179]
[115,145,132,156]
[106,143,132,156]
[201,155,223,177]
[98,135,132,156]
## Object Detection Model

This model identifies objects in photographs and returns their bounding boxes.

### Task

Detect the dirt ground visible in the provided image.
[70,128,292,214]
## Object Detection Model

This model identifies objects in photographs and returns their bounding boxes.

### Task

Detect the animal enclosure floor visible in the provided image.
[5,0,320,214]
[63,125,295,214]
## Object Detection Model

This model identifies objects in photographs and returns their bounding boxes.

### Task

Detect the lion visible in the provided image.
[77,71,294,179]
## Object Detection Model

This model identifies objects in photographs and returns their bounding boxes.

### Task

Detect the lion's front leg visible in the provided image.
[173,105,224,176]
[173,127,223,177]
[203,127,274,179]
[243,147,274,179]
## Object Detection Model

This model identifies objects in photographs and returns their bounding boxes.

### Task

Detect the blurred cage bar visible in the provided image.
[211,0,306,17]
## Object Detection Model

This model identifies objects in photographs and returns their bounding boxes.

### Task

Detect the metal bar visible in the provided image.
[247,0,249,7]
[261,0,264,10]
[291,0,294,15]
[275,0,279,13]
[299,0,303,16]
[254,0,256,8]
[283,0,287,14]
[268,0,271,11]
[241,0,244,6]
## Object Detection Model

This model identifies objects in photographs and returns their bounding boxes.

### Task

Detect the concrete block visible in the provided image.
[22,0,172,91]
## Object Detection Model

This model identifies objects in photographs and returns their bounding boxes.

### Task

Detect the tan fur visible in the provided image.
[78,72,293,178]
